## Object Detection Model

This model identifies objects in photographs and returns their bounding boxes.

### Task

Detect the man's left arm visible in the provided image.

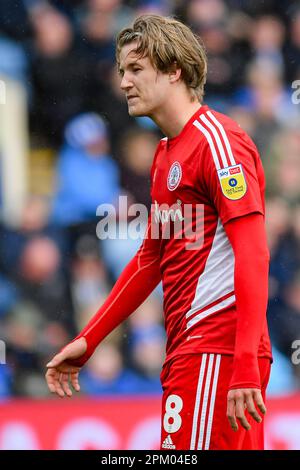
[224,212,270,432]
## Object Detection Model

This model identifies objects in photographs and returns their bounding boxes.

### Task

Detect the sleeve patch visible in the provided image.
[217,164,247,200]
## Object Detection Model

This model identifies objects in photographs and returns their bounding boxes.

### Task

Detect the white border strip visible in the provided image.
[190,354,207,450]
[197,354,215,449]
[204,354,221,450]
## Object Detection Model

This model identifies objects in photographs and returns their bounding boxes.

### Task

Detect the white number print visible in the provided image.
[163,394,183,434]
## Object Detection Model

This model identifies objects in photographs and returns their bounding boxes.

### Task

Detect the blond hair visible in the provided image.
[116,15,207,102]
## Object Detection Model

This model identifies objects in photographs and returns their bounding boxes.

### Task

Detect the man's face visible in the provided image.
[119,42,170,117]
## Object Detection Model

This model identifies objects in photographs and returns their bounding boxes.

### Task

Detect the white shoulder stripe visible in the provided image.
[193,119,221,170]
[207,111,236,166]
[193,111,237,170]
[200,114,229,168]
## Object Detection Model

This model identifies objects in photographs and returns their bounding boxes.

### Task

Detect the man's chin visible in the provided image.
[128,106,145,117]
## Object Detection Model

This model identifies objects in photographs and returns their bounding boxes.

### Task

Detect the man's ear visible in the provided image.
[169,62,182,84]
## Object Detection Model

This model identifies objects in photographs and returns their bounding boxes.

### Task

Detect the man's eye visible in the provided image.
[133,68,141,73]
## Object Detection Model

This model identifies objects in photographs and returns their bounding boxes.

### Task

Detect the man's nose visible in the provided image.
[120,73,132,91]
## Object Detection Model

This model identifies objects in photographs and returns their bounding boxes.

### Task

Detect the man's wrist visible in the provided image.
[229,353,260,389]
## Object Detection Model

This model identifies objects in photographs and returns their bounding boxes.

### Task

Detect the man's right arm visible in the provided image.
[65,215,161,367]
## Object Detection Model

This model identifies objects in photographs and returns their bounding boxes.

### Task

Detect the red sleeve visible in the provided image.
[66,142,165,367]
[199,126,265,225]
[67,215,161,367]
[224,213,270,389]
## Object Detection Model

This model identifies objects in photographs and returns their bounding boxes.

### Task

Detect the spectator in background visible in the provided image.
[266,198,300,392]
[268,272,300,387]
[0,0,32,82]
[78,0,134,78]
[249,15,285,69]
[126,295,165,393]
[7,233,74,331]
[0,194,73,397]
[227,106,257,141]
[128,324,165,394]
[99,127,160,281]
[0,274,18,320]
[51,112,120,226]
[1,209,74,403]
[186,0,242,112]
[267,345,297,396]
[186,0,227,27]
[120,127,159,209]
[265,197,296,297]
[0,195,68,280]
[234,58,298,155]
[127,294,164,332]
[265,125,300,204]
[85,0,134,35]
[4,303,68,396]
[29,4,92,146]
[70,234,111,330]
[135,0,170,16]
[80,340,150,395]
[284,6,300,83]
[0,364,12,398]
[90,65,136,155]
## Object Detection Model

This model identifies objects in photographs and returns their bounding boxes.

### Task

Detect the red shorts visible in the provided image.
[160,353,271,450]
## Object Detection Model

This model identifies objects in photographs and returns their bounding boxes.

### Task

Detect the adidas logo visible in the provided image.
[162,434,176,449]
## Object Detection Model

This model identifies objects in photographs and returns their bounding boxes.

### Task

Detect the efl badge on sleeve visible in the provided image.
[217,164,247,200]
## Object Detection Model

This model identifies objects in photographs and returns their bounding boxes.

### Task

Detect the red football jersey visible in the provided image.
[72,104,272,376]
[149,105,272,364]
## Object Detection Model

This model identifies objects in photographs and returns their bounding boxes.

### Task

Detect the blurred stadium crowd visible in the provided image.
[0,0,299,399]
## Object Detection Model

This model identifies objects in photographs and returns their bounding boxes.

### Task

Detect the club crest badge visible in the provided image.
[167,161,182,191]
[217,164,247,200]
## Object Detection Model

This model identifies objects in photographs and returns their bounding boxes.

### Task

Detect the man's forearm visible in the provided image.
[68,216,162,367]
[70,251,161,366]
[224,213,270,389]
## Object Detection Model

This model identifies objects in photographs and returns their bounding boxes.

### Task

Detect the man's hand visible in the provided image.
[227,388,266,432]
[45,337,87,398]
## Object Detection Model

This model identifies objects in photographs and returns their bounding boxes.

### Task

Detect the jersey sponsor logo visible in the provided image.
[162,434,176,449]
[217,164,247,200]
[167,161,182,191]
[154,200,184,224]
[229,166,241,175]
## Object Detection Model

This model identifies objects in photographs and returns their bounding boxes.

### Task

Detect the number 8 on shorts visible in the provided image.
[163,394,183,434]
